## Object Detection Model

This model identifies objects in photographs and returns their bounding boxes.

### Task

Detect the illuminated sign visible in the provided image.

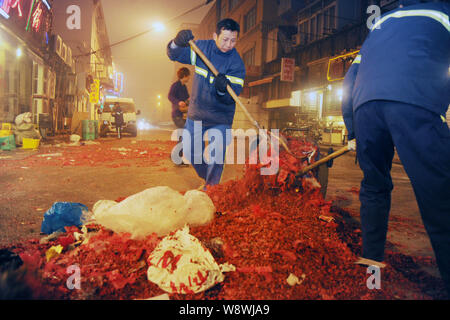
[114,72,124,94]
[327,50,360,82]
[30,0,42,32]
[90,79,100,104]
[0,0,27,19]
[1,0,50,34]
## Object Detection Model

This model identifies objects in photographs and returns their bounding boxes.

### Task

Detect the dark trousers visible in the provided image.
[355,100,450,293]
[116,124,123,139]
[183,118,231,187]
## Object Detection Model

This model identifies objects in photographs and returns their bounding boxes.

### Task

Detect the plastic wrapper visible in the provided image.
[92,186,215,238]
[147,226,235,294]
[41,202,89,235]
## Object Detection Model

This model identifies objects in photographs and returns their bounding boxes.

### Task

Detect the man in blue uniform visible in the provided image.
[167,18,246,188]
[341,0,450,294]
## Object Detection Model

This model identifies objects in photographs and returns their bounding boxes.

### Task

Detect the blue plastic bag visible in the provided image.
[41,202,89,235]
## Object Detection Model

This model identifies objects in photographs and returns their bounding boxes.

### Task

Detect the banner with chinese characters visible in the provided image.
[89,79,100,104]
[280,58,295,82]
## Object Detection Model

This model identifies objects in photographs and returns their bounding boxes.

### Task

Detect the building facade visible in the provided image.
[0,0,54,125]
[192,0,408,144]
[52,0,113,122]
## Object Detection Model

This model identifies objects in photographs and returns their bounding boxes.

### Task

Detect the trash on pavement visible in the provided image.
[93,186,215,238]
[70,134,81,143]
[286,273,306,286]
[41,202,90,235]
[147,226,235,294]
[45,245,63,262]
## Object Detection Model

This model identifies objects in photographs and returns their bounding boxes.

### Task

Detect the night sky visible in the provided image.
[102,0,213,120]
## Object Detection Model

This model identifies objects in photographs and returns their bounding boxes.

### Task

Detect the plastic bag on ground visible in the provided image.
[147,226,235,294]
[92,186,215,238]
[41,202,89,235]
[14,112,32,126]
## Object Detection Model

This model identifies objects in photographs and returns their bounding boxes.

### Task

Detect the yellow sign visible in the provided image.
[89,79,100,104]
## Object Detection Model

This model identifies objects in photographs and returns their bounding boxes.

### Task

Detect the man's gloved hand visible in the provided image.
[174,30,194,47]
[214,73,231,94]
[348,139,356,151]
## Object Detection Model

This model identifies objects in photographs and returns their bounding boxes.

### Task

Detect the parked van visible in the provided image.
[97,97,140,137]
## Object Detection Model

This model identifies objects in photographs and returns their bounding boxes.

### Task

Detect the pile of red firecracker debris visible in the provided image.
[3,137,446,299]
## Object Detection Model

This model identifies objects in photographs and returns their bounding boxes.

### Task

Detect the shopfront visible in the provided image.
[0,0,52,124]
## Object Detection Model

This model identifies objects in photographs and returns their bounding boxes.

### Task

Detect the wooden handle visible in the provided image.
[188,40,293,155]
[298,146,349,176]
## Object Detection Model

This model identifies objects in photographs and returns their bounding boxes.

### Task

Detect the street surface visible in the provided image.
[0,125,445,298]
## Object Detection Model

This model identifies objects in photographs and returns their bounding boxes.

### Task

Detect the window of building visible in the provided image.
[220,1,227,20]
[244,6,257,33]
[243,47,255,67]
[33,62,39,95]
[323,6,336,34]
[229,0,240,12]
[309,16,316,42]
[266,29,278,62]
[299,21,308,45]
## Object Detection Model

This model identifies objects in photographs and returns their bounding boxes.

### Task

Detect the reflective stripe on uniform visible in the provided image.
[226,75,244,87]
[371,9,450,32]
[195,66,208,78]
[352,55,362,64]
[208,75,244,86]
[190,48,197,66]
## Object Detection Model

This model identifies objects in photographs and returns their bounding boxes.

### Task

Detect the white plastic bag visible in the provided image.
[147,226,235,294]
[15,112,32,126]
[92,186,215,238]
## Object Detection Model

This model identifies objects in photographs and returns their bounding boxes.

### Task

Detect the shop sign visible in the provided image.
[281,58,295,82]
[0,0,50,34]
[89,79,100,104]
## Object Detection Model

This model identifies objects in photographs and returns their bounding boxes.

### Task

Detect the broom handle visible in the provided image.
[188,40,293,154]
[298,146,349,176]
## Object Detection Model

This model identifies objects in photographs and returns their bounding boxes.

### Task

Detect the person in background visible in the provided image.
[167,18,246,189]
[169,67,191,128]
[168,67,191,166]
[112,102,124,139]
[341,0,450,295]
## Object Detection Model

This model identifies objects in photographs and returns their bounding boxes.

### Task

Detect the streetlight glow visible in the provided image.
[152,22,165,33]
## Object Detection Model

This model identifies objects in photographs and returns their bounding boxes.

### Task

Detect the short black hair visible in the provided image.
[216,18,240,36]
[177,67,190,79]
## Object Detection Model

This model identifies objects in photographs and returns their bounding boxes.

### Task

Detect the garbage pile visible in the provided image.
[1,137,443,299]
[13,112,41,147]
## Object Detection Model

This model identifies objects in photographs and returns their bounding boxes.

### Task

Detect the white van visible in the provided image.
[97,97,140,137]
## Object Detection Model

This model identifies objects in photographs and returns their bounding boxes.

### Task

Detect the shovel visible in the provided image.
[188,40,295,157]
[295,146,350,178]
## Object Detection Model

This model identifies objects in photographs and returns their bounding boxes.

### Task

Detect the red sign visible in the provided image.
[281,58,295,82]
[0,0,50,34]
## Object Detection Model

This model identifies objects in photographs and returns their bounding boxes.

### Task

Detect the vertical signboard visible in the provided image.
[89,79,100,104]
[281,58,295,82]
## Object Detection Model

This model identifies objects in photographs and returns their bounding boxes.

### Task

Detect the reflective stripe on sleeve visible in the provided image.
[195,66,208,78]
[226,75,244,87]
[190,48,197,66]
[352,55,362,64]
[371,9,450,32]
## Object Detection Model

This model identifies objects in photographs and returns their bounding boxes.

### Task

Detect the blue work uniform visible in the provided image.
[341,2,450,293]
[167,39,246,186]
